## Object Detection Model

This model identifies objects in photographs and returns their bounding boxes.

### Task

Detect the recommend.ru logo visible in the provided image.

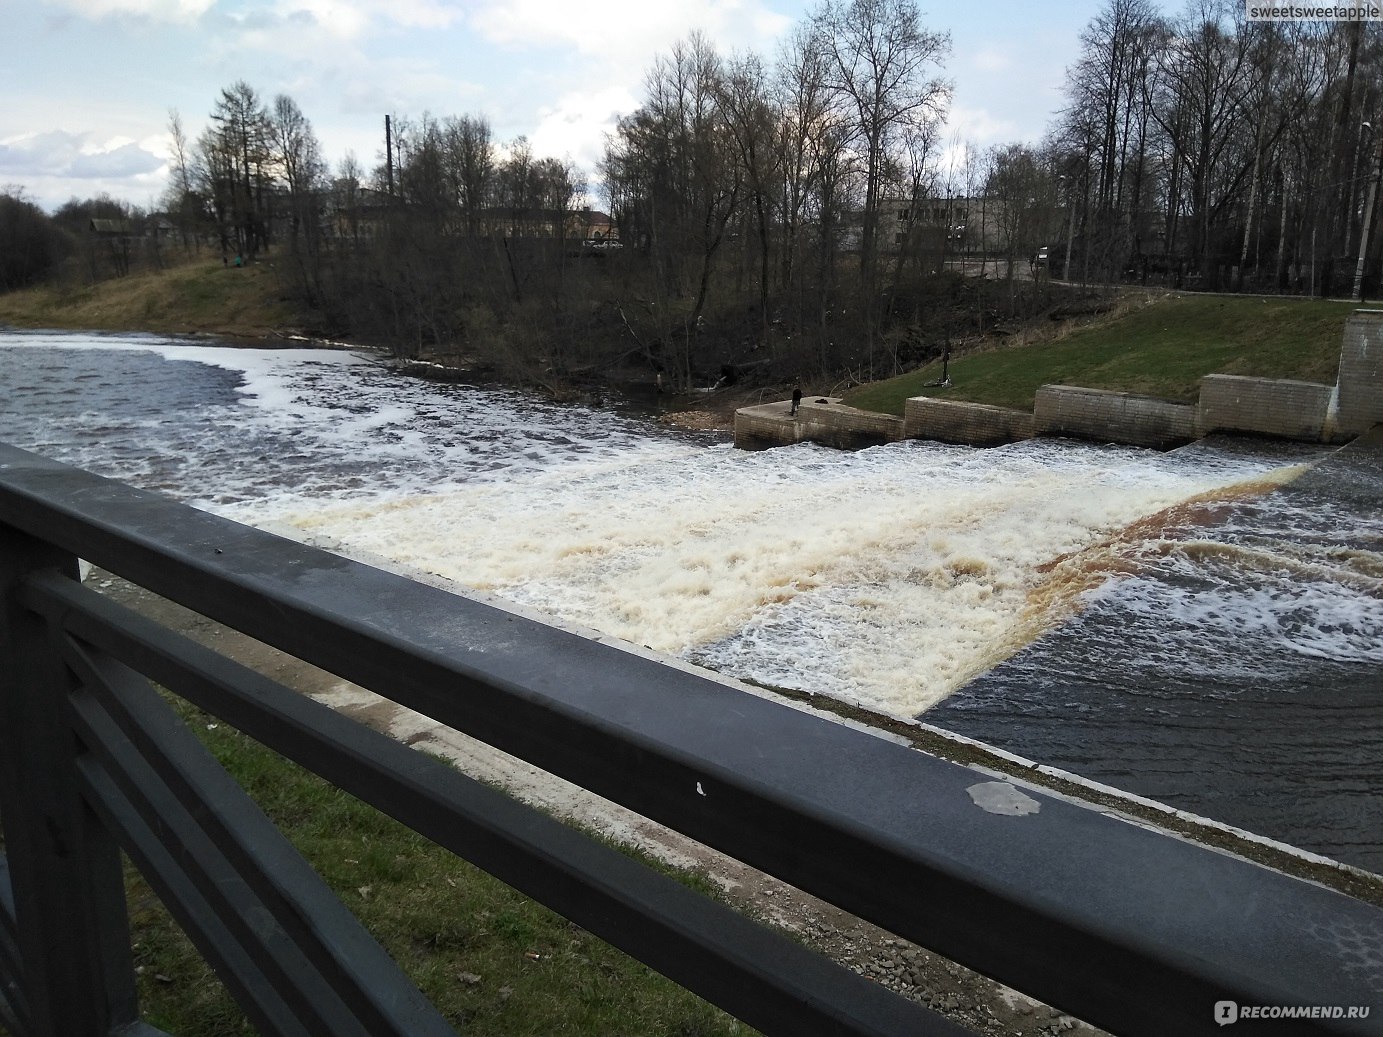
[1215,1000,1373,1024]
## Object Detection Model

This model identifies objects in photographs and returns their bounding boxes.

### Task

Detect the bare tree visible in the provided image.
[603,33,744,386]
[444,115,493,238]
[813,0,950,289]
[162,109,202,253]
[270,94,326,255]
[775,23,835,296]
[719,51,782,347]
[987,144,1048,302]
[0,189,69,291]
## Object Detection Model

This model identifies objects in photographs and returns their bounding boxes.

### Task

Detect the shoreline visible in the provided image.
[0,320,770,435]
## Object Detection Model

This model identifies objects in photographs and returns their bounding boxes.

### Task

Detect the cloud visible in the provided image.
[471,0,792,59]
[69,141,165,177]
[971,47,1013,74]
[267,0,464,40]
[0,130,164,181]
[45,0,466,36]
[944,104,1022,147]
[42,0,216,22]
[529,84,642,173]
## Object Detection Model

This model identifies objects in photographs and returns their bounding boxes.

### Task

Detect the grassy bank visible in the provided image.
[128,691,748,1035]
[845,293,1359,415]
[0,255,299,339]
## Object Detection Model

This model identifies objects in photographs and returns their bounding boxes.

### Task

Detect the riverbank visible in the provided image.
[5,256,1358,440]
[845,293,1358,415]
[0,254,300,339]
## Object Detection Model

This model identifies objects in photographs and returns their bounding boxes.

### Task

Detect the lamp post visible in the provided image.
[1353,121,1382,303]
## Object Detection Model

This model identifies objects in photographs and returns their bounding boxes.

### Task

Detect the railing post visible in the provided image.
[0,533,141,1036]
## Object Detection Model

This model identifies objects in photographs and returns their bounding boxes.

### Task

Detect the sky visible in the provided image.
[2,0,1121,213]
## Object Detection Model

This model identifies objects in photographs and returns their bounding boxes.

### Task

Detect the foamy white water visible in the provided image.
[0,329,1328,716]
[280,438,1297,713]
[9,330,1380,867]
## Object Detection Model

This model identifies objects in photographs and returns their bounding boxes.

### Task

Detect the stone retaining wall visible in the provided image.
[903,397,1035,446]
[734,308,1383,452]
[1337,310,1383,438]
[1033,386,1199,450]
[733,406,801,450]
[797,401,905,450]
[1198,375,1337,442]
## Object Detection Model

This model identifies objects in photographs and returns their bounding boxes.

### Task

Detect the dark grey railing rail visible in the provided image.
[0,442,1380,1037]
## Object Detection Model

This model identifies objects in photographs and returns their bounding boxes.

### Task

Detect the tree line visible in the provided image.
[1048,0,1382,295]
[0,191,175,292]
[140,0,972,388]
[4,0,1380,390]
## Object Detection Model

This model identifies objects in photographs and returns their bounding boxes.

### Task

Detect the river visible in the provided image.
[1,329,1378,871]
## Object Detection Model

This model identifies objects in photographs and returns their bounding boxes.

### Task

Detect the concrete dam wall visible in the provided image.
[735,309,1383,452]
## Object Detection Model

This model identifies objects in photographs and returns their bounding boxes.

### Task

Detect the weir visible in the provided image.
[2,441,1382,1036]
[736,309,1383,452]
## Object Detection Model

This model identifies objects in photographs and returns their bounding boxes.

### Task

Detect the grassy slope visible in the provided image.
[0,255,299,338]
[845,293,1359,415]
[129,693,749,1035]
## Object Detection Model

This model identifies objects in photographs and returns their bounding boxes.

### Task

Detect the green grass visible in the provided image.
[125,693,753,1036]
[845,293,1360,415]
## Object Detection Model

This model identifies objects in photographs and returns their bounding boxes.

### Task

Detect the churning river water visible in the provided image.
[2,329,1379,871]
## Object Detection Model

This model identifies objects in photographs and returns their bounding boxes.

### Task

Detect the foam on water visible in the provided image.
[0,331,1345,716]
[11,331,1377,864]
[0,330,701,512]
[280,436,1303,713]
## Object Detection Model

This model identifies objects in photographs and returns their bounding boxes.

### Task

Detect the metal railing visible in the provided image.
[1,442,1379,1037]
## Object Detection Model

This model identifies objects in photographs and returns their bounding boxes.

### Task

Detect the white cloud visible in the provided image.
[42,0,216,22]
[971,46,1012,74]
[944,104,1021,148]
[471,0,792,59]
[529,84,642,173]
[0,130,164,180]
[0,130,169,209]
[267,0,464,40]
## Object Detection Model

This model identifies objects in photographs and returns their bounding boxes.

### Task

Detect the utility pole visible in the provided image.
[385,115,395,199]
[1352,122,1381,303]
[1059,174,1075,281]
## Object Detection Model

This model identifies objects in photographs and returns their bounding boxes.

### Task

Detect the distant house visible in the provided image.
[477,205,618,241]
[573,207,617,241]
[315,189,618,246]
[88,218,135,276]
[322,187,391,243]
[89,218,134,238]
[838,196,1007,262]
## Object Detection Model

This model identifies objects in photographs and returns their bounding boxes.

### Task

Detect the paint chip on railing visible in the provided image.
[967,781,1041,816]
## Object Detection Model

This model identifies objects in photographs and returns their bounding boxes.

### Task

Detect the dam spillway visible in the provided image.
[1,328,1379,870]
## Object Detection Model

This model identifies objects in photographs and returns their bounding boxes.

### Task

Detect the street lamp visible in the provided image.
[1353,121,1382,303]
